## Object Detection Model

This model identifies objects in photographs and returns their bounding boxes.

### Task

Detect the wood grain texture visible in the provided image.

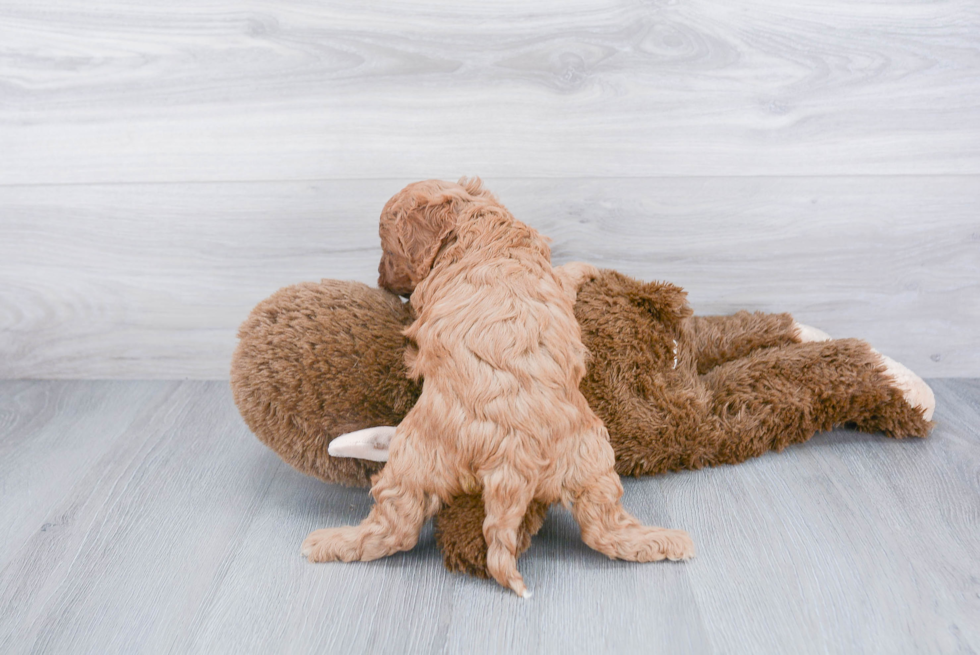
[0,381,180,572]
[1,0,978,184]
[0,380,977,653]
[1,177,977,379]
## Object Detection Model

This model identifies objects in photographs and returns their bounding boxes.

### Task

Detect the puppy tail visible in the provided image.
[481,469,535,598]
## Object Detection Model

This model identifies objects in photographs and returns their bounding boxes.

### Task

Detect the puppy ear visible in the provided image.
[399,191,460,285]
[554,262,600,303]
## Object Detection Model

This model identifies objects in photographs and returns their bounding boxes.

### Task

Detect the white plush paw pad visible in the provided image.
[875,352,936,421]
[793,321,832,343]
[327,426,396,462]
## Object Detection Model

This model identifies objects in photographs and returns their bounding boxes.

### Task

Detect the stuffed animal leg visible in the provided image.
[574,271,932,477]
[688,311,822,374]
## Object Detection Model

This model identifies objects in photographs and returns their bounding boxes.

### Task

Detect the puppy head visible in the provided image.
[378,177,494,296]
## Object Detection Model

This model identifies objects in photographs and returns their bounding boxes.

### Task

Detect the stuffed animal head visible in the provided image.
[378,177,495,296]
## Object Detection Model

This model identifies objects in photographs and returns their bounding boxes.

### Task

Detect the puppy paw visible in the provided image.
[793,321,832,343]
[652,528,696,562]
[874,351,936,421]
[301,527,361,563]
[621,527,695,562]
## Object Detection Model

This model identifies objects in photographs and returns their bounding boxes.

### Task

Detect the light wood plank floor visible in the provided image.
[1,380,977,654]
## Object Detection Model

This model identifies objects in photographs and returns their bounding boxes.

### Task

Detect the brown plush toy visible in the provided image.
[231,268,934,578]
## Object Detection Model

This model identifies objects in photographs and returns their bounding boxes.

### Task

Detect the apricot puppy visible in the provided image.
[301,178,694,596]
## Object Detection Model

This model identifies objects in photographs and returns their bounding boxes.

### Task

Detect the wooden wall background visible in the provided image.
[1,0,977,379]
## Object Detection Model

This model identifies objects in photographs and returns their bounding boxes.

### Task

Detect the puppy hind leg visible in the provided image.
[481,469,535,598]
[302,466,433,563]
[570,469,694,562]
[566,430,694,562]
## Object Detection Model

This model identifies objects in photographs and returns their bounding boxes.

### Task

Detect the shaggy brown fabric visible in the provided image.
[689,311,799,375]
[231,281,420,487]
[435,497,550,579]
[575,272,930,479]
[231,270,932,577]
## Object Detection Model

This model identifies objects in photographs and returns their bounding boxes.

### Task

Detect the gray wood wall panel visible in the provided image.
[1,380,977,653]
[1,177,977,379]
[0,0,978,184]
[1,0,978,378]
